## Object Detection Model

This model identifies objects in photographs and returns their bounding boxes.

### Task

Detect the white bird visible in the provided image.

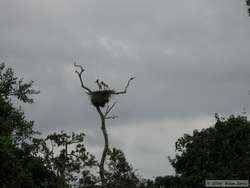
[96,79,102,90]
[100,81,109,90]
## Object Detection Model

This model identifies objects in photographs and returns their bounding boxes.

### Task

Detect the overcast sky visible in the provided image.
[1,0,250,178]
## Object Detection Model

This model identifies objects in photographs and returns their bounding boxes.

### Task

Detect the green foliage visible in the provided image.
[106,148,139,188]
[0,62,39,103]
[0,140,59,188]
[169,114,250,187]
[0,63,60,187]
[155,176,181,188]
[0,63,39,144]
[45,131,98,186]
[0,96,36,145]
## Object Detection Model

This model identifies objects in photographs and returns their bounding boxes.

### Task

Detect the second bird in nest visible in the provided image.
[96,79,109,90]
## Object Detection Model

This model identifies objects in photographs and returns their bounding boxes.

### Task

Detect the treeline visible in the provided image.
[138,115,250,188]
[1,63,250,188]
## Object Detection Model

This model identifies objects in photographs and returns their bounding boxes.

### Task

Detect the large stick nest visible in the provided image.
[89,90,115,107]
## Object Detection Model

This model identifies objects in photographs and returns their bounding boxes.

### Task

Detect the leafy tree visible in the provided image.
[169,114,250,187]
[154,176,183,188]
[0,63,39,143]
[0,63,39,103]
[134,178,153,188]
[105,148,139,188]
[45,131,98,187]
[0,63,60,187]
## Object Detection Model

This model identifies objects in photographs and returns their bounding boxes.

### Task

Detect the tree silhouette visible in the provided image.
[106,148,139,188]
[169,114,250,187]
[44,131,97,187]
[74,62,135,188]
[0,63,61,187]
[246,0,250,16]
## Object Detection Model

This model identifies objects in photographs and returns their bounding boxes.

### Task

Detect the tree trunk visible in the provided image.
[96,106,109,188]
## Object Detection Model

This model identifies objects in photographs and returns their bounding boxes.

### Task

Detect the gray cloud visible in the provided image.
[1,0,250,178]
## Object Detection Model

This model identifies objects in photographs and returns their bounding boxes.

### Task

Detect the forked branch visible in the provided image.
[74,62,92,94]
[105,102,118,120]
[104,102,117,116]
[114,76,136,95]
[105,115,118,120]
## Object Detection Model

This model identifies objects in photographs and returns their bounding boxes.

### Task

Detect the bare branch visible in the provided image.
[74,62,92,94]
[105,115,118,120]
[104,102,117,116]
[104,104,110,115]
[113,76,136,95]
[74,62,84,74]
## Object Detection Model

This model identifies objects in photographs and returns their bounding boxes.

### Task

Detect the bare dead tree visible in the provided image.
[74,63,135,188]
